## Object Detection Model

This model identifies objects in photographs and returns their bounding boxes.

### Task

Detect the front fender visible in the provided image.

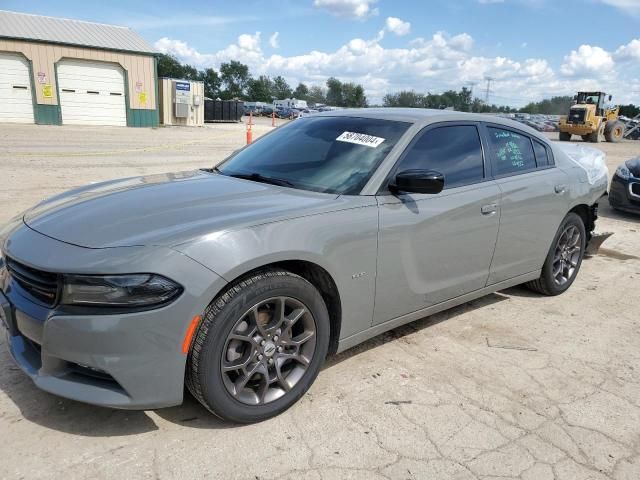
[173,204,380,340]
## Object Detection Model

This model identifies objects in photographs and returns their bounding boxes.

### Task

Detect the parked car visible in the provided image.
[0,109,607,423]
[261,106,275,117]
[609,157,640,214]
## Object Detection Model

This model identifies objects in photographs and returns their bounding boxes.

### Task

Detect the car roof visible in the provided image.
[312,107,549,142]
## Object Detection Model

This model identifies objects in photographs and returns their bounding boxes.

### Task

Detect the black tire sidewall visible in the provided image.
[195,273,330,423]
[540,213,586,295]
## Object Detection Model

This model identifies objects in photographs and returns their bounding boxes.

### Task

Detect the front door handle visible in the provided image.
[554,184,567,194]
[481,203,497,215]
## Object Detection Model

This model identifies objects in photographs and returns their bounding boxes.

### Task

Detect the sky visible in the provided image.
[2,0,640,107]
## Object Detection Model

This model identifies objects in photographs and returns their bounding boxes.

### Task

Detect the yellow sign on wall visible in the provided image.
[42,84,53,98]
[138,92,147,106]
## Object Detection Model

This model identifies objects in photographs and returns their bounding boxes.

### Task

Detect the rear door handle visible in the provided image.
[554,184,567,194]
[481,203,497,215]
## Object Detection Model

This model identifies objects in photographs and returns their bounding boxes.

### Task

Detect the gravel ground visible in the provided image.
[0,121,639,480]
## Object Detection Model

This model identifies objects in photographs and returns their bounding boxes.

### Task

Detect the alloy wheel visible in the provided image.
[221,296,316,405]
[552,225,582,286]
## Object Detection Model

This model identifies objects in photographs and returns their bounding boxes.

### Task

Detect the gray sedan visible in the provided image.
[0,109,607,423]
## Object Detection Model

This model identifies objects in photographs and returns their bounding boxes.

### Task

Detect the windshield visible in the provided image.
[218,116,411,195]
[577,92,601,105]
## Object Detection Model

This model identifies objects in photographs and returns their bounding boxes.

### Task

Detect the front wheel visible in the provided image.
[186,270,330,423]
[526,212,586,296]
[559,132,571,141]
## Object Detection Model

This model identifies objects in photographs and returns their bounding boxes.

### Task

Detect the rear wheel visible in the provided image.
[559,132,571,141]
[605,121,625,143]
[186,270,330,423]
[581,134,591,142]
[526,213,586,296]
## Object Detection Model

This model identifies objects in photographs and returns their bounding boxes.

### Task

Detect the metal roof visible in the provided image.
[0,10,157,54]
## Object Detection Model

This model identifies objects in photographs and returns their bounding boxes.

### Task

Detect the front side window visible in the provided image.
[487,127,536,176]
[218,116,410,195]
[394,125,485,189]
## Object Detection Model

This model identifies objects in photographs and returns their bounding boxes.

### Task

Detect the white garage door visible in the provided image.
[0,54,34,124]
[58,60,127,126]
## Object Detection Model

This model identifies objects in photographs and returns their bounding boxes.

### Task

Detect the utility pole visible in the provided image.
[467,82,477,97]
[484,77,493,104]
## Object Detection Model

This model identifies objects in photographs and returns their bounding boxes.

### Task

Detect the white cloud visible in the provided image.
[313,0,378,19]
[598,0,640,16]
[560,45,615,76]
[124,14,257,30]
[269,32,280,49]
[615,38,640,61]
[155,27,640,106]
[385,17,411,36]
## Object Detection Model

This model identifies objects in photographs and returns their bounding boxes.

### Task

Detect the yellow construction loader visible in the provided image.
[558,91,625,143]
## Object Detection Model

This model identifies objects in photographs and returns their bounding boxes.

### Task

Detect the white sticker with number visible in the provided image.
[336,131,385,148]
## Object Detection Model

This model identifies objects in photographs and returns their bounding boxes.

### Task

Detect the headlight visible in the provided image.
[615,165,631,180]
[61,274,182,307]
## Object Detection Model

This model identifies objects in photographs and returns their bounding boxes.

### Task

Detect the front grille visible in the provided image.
[6,258,60,306]
[568,108,586,123]
[631,183,640,197]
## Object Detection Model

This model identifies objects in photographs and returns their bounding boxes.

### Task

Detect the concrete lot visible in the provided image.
[0,121,639,480]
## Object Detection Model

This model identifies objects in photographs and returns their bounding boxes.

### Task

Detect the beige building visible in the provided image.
[0,10,159,127]
[158,78,204,126]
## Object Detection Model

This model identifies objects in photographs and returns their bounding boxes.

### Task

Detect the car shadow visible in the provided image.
[0,289,518,434]
[597,199,640,224]
[0,346,237,435]
[323,290,510,369]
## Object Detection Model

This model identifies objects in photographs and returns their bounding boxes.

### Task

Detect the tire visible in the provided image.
[186,269,330,423]
[526,212,586,296]
[605,121,625,143]
[581,135,591,142]
[587,131,600,143]
[559,132,571,141]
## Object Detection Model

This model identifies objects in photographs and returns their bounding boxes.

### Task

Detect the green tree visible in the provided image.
[220,60,251,100]
[306,86,327,105]
[157,54,186,78]
[519,96,573,115]
[341,82,367,107]
[383,91,424,108]
[271,76,292,100]
[293,82,309,100]
[198,68,221,99]
[247,75,274,102]
[326,77,344,106]
[620,104,640,118]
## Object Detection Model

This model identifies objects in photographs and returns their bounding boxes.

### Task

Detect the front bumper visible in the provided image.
[559,121,595,136]
[1,223,225,409]
[609,175,640,214]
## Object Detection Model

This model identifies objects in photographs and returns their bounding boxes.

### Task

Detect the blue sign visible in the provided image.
[176,82,190,91]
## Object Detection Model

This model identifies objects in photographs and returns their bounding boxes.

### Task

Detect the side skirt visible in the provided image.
[336,270,540,354]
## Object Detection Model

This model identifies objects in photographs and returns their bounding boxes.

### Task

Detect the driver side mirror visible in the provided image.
[391,170,445,195]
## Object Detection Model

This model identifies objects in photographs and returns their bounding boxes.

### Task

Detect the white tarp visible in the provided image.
[553,142,608,185]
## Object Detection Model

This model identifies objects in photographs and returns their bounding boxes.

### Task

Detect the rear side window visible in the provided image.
[533,140,551,167]
[397,125,484,189]
[487,127,536,176]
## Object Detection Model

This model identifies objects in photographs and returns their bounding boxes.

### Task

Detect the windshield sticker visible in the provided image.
[336,131,385,148]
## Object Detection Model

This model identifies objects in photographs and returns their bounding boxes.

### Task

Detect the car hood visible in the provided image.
[23,170,341,248]
[625,157,640,178]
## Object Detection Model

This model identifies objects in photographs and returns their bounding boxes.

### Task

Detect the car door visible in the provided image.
[373,123,501,325]
[482,123,570,285]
